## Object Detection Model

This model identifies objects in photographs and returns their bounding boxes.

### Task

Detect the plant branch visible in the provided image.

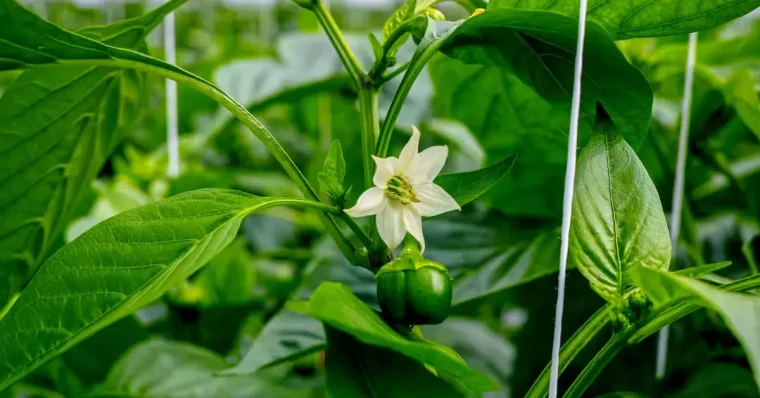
[375,35,445,158]
[312,1,365,89]
[526,273,760,397]
[562,337,626,398]
[379,61,411,85]
[368,18,417,85]
[74,58,366,267]
[525,307,611,398]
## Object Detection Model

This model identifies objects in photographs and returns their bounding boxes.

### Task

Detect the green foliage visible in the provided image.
[324,326,462,397]
[630,268,760,390]
[1,0,760,395]
[490,0,760,39]
[0,0,185,309]
[0,189,332,389]
[318,140,349,206]
[434,154,516,206]
[97,339,306,397]
[569,111,671,302]
[383,0,417,40]
[289,282,500,395]
[440,8,653,148]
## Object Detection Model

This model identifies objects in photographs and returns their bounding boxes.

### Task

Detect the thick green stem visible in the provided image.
[562,337,626,398]
[358,88,386,265]
[312,1,365,89]
[358,89,379,189]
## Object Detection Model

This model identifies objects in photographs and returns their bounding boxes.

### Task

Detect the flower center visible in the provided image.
[386,175,419,205]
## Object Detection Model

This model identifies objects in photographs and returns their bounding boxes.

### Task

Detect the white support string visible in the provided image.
[549,0,589,396]
[655,31,699,380]
[164,1,180,178]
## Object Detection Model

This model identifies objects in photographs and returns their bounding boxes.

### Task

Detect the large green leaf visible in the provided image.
[569,112,671,302]
[440,8,653,148]
[324,326,461,397]
[0,0,186,304]
[447,228,561,306]
[97,339,307,397]
[0,189,333,390]
[290,282,500,395]
[430,55,569,217]
[630,268,760,391]
[490,0,760,39]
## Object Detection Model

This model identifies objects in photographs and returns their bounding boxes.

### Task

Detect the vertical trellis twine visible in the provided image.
[549,0,589,396]
[164,0,180,178]
[655,31,699,380]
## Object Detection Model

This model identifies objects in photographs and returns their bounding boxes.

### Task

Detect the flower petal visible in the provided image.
[377,201,406,250]
[413,183,461,217]
[344,187,387,218]
[373,156,399,188]
[397,126,420,173]
[402,205,425,253]
[408,145,448,184]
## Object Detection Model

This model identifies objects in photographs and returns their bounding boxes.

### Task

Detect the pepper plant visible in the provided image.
[0,0,760,396]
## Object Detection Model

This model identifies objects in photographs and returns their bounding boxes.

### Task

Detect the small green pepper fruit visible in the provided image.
[376,236,452,325]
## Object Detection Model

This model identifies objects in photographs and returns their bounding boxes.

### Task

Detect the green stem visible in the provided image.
[525,307,611,398]
[379,61,411,85]
[358,88,386,266]
[358,88,379,189]
[376,35,445,158]
[73,58,364,267]
[526,273,760,397]
[312,1,365,89]
[338,212,373,250]
[563,337,626,398]
[368,19,416,84]
[205,75,352,146]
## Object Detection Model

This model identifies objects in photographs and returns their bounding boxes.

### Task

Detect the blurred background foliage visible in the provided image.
[1,0,760,397]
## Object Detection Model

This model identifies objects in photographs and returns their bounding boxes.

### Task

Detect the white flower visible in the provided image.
[344,126,460,252]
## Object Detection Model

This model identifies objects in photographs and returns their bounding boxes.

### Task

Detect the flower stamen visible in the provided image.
[386,175,420,205]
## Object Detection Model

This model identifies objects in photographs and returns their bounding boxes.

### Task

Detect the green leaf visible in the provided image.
[368,32,383,59]
[0,189,333,389]
[290,282,500,395]
[383,0,417,40]
[434,155,516,206]
[629,267,760,392]
[439,8,653,148]
[673,261,732,278]
[0,0,186,303]
[324,326,461,397]
[318,140,348,203]
[97,339,308,397]
[743,234,760,275]
[167,239,258,308]
[569,111,671,302]
[723,69,760,141]
[421,318,514,396]
[672,363,760,398]
[489,0,760,39]
[448,228,562,306]
[220,310,325,376]
[430,55,569,217]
